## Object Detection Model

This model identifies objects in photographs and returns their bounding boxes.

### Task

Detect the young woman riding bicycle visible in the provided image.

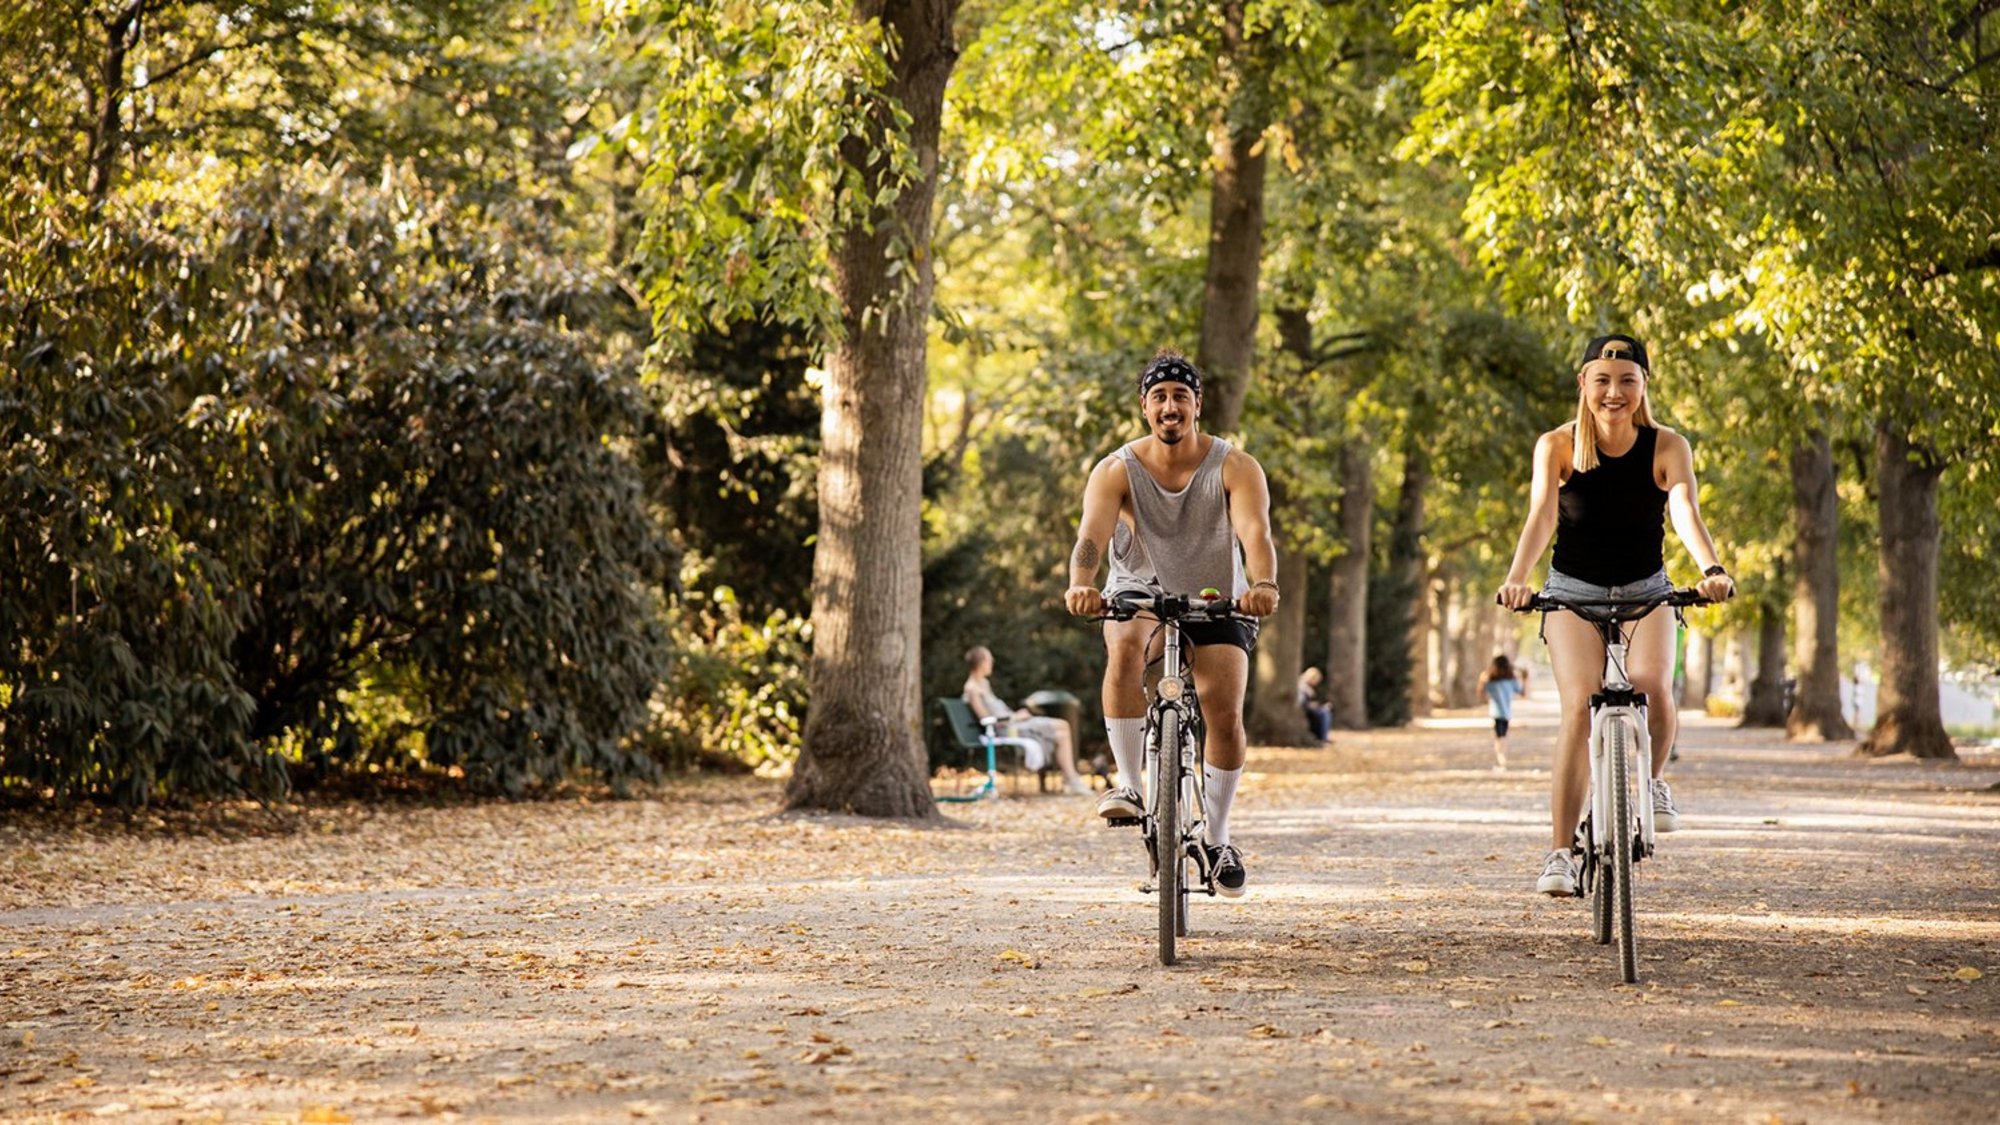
[1495,335,1736,896]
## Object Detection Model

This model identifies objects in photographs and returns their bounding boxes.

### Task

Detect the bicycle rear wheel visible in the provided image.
[1154,717,1182,966]
[1609,716,1639,983]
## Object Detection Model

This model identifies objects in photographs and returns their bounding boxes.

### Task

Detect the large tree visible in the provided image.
[791,1,965,814]
[1787,431,1855,740]
[632,1,963,814]
[1194,0,1272,434]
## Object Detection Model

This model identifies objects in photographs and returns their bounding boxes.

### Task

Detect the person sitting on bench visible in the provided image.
[962,646,1091,795]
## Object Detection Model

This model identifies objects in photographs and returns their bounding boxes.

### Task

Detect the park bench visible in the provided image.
[930,697,1061,801]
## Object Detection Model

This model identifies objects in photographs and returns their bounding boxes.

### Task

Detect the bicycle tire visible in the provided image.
[1180,711,1205,939]
[1609,716,1639,983]
[1155,716,1182,966]
[1590,821,1612,945]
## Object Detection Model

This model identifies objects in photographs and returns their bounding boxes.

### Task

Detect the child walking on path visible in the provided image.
[1480,655,1525,769]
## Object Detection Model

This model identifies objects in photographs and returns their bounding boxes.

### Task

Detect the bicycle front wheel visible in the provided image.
[1154,717,1182,966]
[1609,716,1639,983]
[1589,820,1612,945]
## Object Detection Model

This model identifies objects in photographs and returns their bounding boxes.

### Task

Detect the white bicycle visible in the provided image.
[1097,590,1244,966]
[1513,587,1710,983]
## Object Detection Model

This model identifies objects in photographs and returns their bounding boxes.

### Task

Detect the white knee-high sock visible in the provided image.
[1106,718,1145,791]
[1204,765,1242,847]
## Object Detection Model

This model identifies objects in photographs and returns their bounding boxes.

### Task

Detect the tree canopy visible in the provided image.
[4,0,1994,805]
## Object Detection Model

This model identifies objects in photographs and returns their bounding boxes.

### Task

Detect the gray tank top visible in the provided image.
[1105,437,1247,597]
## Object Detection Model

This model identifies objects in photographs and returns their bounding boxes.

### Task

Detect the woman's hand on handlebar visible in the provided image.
[1495,579,1536,611]
[1065,585,1106,617]
[1696,571,1736,603]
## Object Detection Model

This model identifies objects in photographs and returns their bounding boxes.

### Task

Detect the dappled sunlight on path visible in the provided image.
[4,717,1997,1123]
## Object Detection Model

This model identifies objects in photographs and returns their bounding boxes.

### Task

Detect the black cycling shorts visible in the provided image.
[1493,718,1511,737]
[1105,589,1259,655]
[1176,616,1258,655]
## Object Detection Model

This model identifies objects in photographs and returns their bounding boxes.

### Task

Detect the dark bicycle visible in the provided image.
[1508,587,1710,983]
[1099,589,1245,966]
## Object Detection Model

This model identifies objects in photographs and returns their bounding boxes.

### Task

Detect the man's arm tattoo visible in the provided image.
[1072,539,1100,572]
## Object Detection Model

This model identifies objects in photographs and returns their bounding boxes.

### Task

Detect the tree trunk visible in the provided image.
[1385,415,1430,724]
[1681,629,1711,711]
[1247,547,1314,745]
[87,2,146,204]
[1326,440,1371,729]
[1195,2,1269,433]
[1858,424,1955,759]
[787,0,962,817]
[1250,305,1315,746]
[1415,567,1443,715]
[1720,632,1749,702]
[1786,431,1855,740]
[1740,597,1790,726]
[1451,587,1492,707]
[1439,580,1456,709]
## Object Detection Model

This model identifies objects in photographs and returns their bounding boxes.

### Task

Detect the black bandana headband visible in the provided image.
[1138,356,1202,396]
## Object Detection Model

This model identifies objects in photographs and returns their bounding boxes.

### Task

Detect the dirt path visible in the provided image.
[5,703,1998,1123]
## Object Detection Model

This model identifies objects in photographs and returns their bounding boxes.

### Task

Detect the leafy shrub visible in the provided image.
[650,585,809,772]
[1,165,670,803]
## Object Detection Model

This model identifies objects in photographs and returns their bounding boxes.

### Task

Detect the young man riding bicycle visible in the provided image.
[1063,351,1280,898]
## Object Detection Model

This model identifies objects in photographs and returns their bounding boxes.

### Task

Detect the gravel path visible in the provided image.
[4,699,1998,1123]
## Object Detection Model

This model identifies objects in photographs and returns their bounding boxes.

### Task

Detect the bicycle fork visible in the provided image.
[1580,636,1657,877]
[1586,704,1656,863]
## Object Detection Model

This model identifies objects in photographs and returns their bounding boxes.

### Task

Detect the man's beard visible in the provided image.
[1156,417,1185,444]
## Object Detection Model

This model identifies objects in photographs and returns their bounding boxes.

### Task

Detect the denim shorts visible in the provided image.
[1544,568,1672,610]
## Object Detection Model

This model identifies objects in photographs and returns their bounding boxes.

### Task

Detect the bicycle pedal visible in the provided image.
[1104,816,1142,827]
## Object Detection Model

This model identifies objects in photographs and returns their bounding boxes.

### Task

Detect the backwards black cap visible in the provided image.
[1138,354,1202,396]
[1581,334,1649,372]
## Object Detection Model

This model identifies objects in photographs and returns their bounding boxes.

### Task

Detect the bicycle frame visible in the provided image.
[1144,620,1211,893]
[1100,591,1241,964]
[1583,626,1655,873]
[1512,586,1707,984]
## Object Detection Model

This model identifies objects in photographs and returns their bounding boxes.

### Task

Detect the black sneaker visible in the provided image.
[1207,843,1246,898]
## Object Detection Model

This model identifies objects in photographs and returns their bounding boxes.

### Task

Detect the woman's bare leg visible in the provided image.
[1544,612,1608,849]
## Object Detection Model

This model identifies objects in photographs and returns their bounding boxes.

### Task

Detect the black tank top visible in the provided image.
[1550,425,1668,586]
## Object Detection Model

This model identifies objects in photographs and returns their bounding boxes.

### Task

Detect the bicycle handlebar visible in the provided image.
[1101,591,1247,624]
[1500,587,1713,616]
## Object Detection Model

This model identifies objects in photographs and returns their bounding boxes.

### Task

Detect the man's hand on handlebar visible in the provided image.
[1065,585,1105,617]
[1237,585,1279,617]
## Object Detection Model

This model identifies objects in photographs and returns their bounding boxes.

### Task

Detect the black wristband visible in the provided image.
[1703,565,1728,578]
[1251,580,1279,593]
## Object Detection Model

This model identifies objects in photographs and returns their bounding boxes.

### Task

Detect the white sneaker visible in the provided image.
[1096,785,1142,819]
[1061,776,1093,796]
[1536,849,1577,896]
[1651,778,1680,833]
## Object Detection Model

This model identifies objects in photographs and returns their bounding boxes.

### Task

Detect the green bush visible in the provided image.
[1,165,670,803]
[650,584,809,772]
